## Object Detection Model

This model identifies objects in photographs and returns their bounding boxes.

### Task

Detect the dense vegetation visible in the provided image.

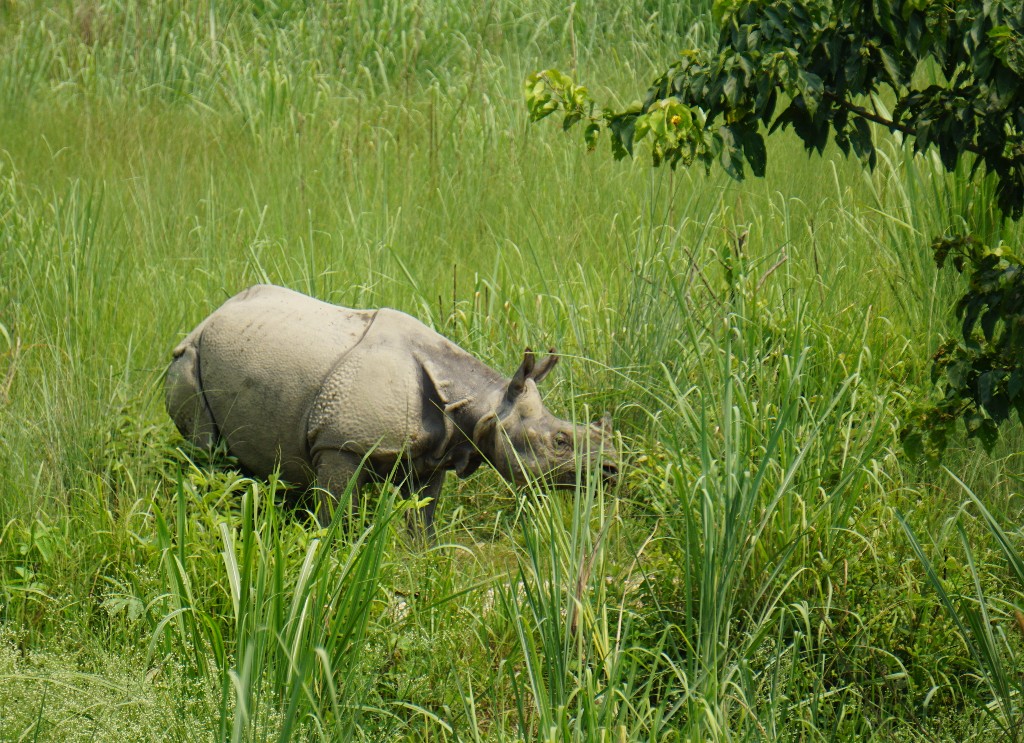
[0,1,1021,739]
[527,0,1024,462]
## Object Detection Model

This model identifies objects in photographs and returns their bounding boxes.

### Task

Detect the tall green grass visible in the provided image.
[149,470,399,740]
[0,0,1021,740]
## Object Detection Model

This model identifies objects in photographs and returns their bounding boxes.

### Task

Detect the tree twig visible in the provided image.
[823,90,988,159]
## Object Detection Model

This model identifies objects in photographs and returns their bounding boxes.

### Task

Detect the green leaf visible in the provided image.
[723,74,739,107]
[1009,370,1024,400]
[712,0,744,25]
[648,109,667,138]
[524,73,558,122]
[879,47,905,86]
[633,116,650,143]
[569,84,591,108]
[849,116,875,168]
[947,359,972,391]
[608,115,637,160]
[718,125,744,180]
[734,123,767,177]
[900,429,924,460]
[960,294,986,343]
[989,25,1024,76]
[797,70,823,118]
[980,309,999,342]
[978,370,997,409]
[966,414,1000,452]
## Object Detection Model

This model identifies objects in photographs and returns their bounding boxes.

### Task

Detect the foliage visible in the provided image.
[903,234,1024,460]
[526,0,1024,460]
[899,470,1024,737]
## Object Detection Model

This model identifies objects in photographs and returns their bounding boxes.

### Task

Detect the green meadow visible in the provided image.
[0,1,1022,739]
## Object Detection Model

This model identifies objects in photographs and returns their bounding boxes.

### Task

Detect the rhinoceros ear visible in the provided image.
[530,348,559,384]
[506,348,536,402]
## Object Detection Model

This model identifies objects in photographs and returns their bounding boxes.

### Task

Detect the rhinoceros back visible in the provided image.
[195,285,375,484]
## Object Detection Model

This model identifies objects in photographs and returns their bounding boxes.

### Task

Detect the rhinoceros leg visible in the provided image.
[165,342,218,450]
[312,448,365,527]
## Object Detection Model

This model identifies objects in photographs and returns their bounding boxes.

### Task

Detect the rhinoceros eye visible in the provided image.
[553,432,572,450]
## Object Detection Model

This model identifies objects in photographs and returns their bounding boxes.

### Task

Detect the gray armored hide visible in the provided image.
[166,284,619,539]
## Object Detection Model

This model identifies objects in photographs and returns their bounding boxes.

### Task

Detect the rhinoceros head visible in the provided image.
[475,349,619,489]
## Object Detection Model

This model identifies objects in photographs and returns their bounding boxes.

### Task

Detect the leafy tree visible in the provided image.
[526,0,1024,461]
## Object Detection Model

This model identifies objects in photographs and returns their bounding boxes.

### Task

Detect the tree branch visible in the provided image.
[823,90,988,159]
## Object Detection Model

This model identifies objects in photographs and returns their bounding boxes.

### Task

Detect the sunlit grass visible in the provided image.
[0,1,1021,740]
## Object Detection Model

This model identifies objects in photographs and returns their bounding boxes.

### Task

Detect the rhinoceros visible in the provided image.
[165,284,619,537]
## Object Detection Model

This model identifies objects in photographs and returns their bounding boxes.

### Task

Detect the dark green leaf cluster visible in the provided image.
[904,235,1024,459]
[632,0,1024,216]
[530,1,1024,206]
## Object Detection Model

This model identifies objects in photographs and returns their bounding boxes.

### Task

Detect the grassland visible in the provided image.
[0,1,1022,740]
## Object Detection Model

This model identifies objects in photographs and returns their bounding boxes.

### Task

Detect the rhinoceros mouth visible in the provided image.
[542,458,619,489]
